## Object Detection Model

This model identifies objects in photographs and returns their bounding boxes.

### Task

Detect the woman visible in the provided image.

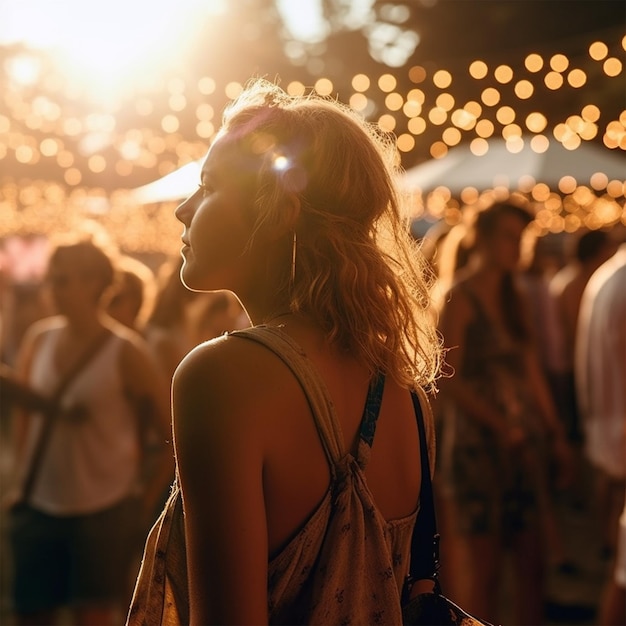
[8,232,173,626]
[435,200,573,625]
[127,79,441,625]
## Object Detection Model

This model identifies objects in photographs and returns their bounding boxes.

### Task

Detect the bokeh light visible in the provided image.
[0,6,623,253]
[469,60,488,79]
[525,53,544,72]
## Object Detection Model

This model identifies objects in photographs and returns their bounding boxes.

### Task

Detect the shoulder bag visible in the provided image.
[402,391,497,626]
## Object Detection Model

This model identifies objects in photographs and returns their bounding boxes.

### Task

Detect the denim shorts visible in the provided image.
[8,497,140,614]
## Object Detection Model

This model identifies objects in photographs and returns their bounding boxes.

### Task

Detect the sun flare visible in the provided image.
[0,0,225,102]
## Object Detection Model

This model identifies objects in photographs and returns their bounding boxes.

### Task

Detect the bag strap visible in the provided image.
[357,372,385,449]
[20,327,112,503]
[406,391,441,589]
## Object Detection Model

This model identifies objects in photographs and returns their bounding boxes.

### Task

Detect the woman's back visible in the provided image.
[233,320,422,551]
[129,323,434,625]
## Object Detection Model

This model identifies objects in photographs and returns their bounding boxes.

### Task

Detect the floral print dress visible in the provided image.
[440,283,548,537]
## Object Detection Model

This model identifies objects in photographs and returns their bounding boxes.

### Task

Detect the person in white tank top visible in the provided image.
[7,232,173,626]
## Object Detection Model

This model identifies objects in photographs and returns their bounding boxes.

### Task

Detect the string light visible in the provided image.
[2,33,624,251]
[351,74,370,91]
[378,74,396,92]
[385,92,404,111]
[349,92,369,112]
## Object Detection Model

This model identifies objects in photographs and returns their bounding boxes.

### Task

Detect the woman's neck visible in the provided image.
[239,287,292,327]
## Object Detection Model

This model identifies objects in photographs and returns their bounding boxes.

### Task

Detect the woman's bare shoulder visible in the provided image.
[175,332,278,384]
[171,332,298,512]
[172,332,292,433]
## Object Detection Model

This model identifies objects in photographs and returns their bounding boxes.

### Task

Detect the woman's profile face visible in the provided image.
[483,213,527,272]
[175,134,258,293]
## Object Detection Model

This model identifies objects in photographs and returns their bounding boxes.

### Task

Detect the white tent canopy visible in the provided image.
[400,138,626,195]
[132,158,203,204]
[131,138,625,204]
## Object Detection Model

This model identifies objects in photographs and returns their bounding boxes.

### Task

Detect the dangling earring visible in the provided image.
[291,231,297,285]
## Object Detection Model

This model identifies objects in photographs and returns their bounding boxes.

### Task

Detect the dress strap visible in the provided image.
[229,325,346,478]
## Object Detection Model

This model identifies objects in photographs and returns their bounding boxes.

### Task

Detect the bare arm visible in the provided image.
[172,338,269,626]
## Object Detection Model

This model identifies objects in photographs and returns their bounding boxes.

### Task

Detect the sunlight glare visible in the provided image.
[5,54,41,86]
[0,0,224,101]
[276,0,328,43]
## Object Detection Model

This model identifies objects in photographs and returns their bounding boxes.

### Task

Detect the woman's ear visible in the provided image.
[264,190,301,242]
[282,190,301,232]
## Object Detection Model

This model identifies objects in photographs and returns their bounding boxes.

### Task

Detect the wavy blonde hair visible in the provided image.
[221,79,441,390]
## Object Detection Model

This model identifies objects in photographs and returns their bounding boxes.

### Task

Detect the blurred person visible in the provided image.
[518,233,571,430]
[550,229,617,442]
[519,234,576,574]
[105,255,156,332]
[143,256,199,383]
[1,282,51,435]
[521,235,568,398]
[599,494,626,626]
[6,232,173,626]
[429,218,475,314]
[575,242,626,625]
[189,290,249,344]
[436,199,574,625]
[127,78,442,625]
[0,235,52,367]
[141,256,199,516]
[416,219,452,274]
[104,255,172,571]
[1,281,52,369]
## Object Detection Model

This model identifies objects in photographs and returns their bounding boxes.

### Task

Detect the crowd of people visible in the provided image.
[425,200,625,625]
[0,228,249,625]
[0,78,624,626]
